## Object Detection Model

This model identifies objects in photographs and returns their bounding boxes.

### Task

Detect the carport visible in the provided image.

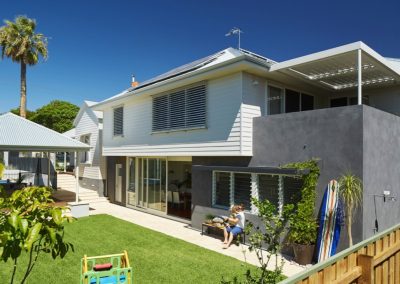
[0,112,90,202]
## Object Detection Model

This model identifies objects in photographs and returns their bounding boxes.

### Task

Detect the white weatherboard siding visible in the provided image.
[103,73,259,156]
[75,107,104,181]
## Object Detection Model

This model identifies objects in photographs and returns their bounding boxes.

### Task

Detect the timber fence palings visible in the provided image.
[280,223,400,284]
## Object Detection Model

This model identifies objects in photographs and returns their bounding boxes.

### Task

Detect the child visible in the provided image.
[222,205,245,249]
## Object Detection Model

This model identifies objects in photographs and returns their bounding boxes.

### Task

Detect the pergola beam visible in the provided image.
[358,49,362,105]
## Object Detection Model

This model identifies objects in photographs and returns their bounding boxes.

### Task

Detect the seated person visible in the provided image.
[222,205,245,249]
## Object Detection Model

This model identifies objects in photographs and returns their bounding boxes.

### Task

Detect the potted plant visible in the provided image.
[286,159,320,265]
[205,214,215,224]
[338,173,363,247]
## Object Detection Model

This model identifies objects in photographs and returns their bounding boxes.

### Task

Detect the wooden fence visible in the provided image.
[280,223,400,284]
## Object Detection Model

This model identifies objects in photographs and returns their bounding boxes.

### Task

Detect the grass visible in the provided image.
[0,214,255,283]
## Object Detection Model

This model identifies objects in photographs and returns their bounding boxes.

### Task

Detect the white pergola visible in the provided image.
[270,41,400,104]
[0,112,90,202]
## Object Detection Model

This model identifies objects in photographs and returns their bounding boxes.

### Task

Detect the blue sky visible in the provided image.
[1,0,399,113]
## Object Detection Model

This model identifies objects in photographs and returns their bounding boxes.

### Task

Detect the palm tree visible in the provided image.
[339,173,363,247]
[0,16,48,118]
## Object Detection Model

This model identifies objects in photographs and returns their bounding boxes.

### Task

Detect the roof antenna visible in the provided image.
[225,27,243,50]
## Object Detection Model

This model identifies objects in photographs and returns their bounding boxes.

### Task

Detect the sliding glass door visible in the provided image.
[136,158,167,213]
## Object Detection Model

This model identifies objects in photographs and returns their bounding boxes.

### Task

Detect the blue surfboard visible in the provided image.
[316,180,343,262]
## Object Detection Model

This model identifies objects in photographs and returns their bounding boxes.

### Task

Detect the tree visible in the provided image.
[339,173,363,247]
[0,186,74,284]
[0,15,48,118]
[30,100,79,133]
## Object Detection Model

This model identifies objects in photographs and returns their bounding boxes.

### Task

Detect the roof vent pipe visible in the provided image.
[131,74,139,88]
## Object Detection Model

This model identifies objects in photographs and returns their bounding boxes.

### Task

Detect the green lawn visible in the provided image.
[0,214,255,284]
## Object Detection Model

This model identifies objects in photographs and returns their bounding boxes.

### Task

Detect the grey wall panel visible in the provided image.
[362,106,400,239]
[252,105,364,250]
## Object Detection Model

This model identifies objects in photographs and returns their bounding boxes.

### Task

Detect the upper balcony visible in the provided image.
[265,42,400,118]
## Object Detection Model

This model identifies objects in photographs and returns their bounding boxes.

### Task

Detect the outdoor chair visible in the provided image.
[172,191,184,208]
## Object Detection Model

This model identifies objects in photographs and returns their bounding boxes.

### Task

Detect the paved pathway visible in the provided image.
[87,201,307,277]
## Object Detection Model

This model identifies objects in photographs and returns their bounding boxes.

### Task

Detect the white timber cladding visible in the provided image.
[75,106,104,181]
[102,73,262,156]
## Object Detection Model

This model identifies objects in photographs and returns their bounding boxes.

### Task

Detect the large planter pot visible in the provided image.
[293,243,315,265]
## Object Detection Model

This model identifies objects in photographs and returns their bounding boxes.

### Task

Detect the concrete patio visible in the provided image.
[53,188,307,277]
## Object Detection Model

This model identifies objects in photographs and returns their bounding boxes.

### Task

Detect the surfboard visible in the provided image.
[316,180,342,262]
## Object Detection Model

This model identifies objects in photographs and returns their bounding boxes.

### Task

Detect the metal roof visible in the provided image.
[128,47,274,92]
[95,47,274,107]
[270,42,400,91]
[0,113,90,151]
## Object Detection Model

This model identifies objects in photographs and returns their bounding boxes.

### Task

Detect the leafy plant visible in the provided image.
[338,173,363,247]
[205,214,215,220]
[0,162,4,179]
[284,159,320,245]
[221,198,293,284]
[0,186,74,284]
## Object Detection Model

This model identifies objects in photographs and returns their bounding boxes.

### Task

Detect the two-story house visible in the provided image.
[93,42,400,249]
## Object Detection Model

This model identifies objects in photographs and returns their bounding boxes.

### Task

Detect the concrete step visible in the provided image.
[79,190,99,197]
[78,197,110,204]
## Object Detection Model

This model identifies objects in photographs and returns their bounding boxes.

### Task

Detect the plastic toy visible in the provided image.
[80,251,132,284]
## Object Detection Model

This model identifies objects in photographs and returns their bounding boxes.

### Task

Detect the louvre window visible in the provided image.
[214,172,231,207]
[152,83,206,132]
[113,107,124,136]
[258,174,280,208]
[283,176,303,205]
[212,171,303,214]
[233,173,251,210]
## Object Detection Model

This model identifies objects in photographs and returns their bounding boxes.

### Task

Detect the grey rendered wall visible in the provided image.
[251,106,364,250]
[106,156,126,205]
[191,106,365,251]
[362,106,400,239]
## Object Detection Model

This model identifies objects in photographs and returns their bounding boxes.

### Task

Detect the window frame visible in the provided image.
[266,81,315,115]
[80,134,91,163]
[212,170,303,215]
[152,82,207,134]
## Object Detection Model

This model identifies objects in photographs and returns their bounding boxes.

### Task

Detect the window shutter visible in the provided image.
[169,90,186,129]
[153,96,169,131]
[215,172,231,207]
[283,176,303,205]
[113,107,124,136]
[186,85,206,128]
[233,173,251,210]
[152,83,206,132]
[258,174,280,208]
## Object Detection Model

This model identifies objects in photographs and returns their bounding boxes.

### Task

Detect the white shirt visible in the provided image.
[236,212,245,229]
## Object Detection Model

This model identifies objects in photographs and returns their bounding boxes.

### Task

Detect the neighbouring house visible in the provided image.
[91,41,400,251]
[0,112,89,189]
[63,101,106,196]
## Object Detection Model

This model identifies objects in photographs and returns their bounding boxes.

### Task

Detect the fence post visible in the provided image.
[358,254,374,284]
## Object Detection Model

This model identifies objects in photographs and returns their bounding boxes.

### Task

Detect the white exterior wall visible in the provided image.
[75,108,105,181]
[102,73,259,156]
